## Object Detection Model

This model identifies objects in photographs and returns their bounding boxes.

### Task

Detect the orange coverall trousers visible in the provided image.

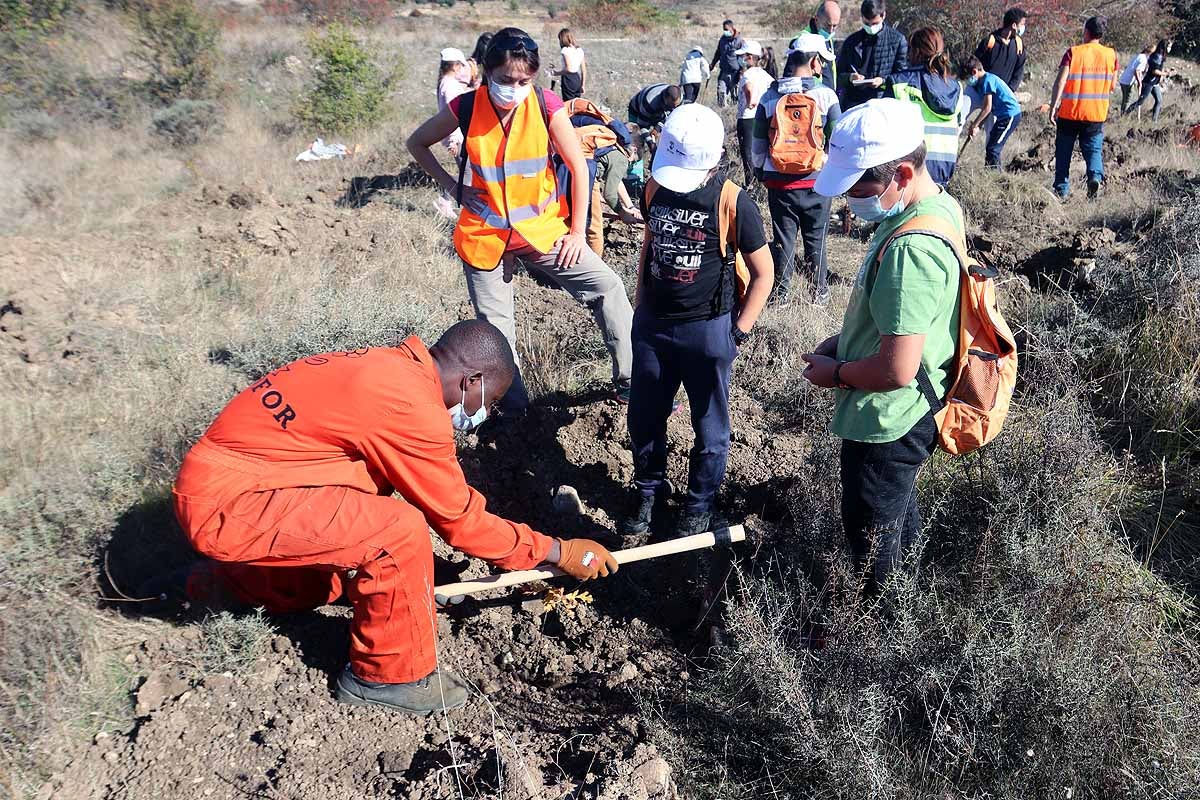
[186,485,437,684]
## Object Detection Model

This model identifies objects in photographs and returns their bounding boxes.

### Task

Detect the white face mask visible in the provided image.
[1016,23,1026,36]
[488,81,531,110]
[863,21,883,35]
[448,377,488,432]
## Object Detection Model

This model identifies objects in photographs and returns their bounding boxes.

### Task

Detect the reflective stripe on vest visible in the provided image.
[454,87,568,269]
[893,82,961,162]
[1058,42,1117,123]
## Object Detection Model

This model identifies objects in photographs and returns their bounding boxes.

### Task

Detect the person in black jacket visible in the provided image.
[710,19,746,108]
[836,0,907,109]
[975,8,1027,91]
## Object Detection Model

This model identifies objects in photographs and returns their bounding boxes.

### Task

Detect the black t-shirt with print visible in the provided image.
[642,173,767,322]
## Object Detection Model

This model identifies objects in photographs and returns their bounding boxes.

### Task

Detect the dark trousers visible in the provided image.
[1125,83,1163,121]
[628,308,736,514]
[682,82,700,103]
[735,117,756,186]
[1119,83,1133,113]
[984,113,1021,169]
[767,186,831,298]
[839,411,938,594]
[1053,118,1105,197]
[716,69,738,106]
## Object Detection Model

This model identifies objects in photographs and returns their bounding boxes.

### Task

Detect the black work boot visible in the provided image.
[335,664,469,714]
[1087,179,1100,200]
[673,509,713,539]
[621,492,657,535]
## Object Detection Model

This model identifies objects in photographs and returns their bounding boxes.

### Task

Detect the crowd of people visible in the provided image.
[165,8,1157,714]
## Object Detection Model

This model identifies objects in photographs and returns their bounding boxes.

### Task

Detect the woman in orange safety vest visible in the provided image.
[408,28,634,414]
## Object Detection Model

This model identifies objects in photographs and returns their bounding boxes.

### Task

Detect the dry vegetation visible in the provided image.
[2,1,1200,799]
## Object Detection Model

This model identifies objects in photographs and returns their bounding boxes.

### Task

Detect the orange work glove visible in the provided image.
[555,538,619,581]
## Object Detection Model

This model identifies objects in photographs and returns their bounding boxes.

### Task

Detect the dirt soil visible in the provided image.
[14,162,809,799]
[21,104,1195,800]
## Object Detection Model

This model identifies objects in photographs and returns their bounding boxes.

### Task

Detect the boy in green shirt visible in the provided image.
[802,98,962,594]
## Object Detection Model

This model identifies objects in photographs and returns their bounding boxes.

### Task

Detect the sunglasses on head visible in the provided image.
[488,32,539,55]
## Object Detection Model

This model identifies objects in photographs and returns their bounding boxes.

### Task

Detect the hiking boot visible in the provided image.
[621,481,674,535]
[1087,180,1100,200]
[335,664,469,714]
[673,509,713,539]
[614,381,632,404]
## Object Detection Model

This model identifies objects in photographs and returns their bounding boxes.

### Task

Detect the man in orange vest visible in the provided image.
[1046,16,1118,200]
[169,319,618,714]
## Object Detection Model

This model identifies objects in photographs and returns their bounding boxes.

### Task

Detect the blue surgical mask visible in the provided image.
[448,377,488,432]
[488,81,530,110]
[1016,23,1026,36]
[967,75,979,87]
[723,30,733,37]
[847,182,908,222]
[863,22,883,35]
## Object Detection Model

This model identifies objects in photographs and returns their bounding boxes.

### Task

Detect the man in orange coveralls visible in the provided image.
[171,319,618,714]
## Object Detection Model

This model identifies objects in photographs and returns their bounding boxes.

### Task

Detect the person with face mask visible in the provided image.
[407,27,635,411]
[167,319,618,715]
[802,0,842,89]
[433,48,474,219]
[1123,39,1173,122]
[975,8,1028,93]
[801,99,964,595]
[961,56,1022,170]
[710,19,746,108]
[836,0,908,110]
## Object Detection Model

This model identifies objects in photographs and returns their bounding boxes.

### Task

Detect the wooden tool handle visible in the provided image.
[434,524,745,600]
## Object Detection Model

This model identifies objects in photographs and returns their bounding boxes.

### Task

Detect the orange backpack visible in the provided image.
[768,92,826,175]
[642,178,751,304]
[877,213,1018,455]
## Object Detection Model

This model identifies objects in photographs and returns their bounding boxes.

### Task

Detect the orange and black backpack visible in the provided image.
[768,92,826,175]
[641,178,751,308]
[877,213,1018,455]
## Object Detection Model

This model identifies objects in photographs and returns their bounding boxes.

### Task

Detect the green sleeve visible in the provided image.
[868,237,957,336]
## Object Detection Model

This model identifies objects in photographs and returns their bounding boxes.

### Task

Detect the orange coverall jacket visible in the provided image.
[173,336,552,682]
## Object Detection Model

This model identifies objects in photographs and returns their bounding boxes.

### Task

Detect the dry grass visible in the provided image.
[2,2,1200,798]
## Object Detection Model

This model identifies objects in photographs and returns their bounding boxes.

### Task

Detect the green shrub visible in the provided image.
[294,24,393,134]
[131,0,219,104]
[567,0,678,33]
[150,98,222,146]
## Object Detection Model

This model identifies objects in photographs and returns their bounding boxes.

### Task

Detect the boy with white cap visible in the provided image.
[734,40,774,185]
[624,104,774,539]
[752,32,842,306]
[801,98,964,594]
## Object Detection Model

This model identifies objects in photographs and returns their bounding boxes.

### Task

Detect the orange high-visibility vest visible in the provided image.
[454,86,568,270]
[1058,41,1117,123]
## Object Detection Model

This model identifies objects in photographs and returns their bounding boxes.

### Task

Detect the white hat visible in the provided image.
[733,40,763,57]
[690,45,704,53]
[652,104,725,194]
[787,32,835,62]
[814,98,925,197]
[440,47,468,64]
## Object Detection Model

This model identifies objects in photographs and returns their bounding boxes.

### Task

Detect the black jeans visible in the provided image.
[629,307,736,514]
[735,117,756,186]
[767,186,831,297]
[682,82,700,103]
[839,411,938,594]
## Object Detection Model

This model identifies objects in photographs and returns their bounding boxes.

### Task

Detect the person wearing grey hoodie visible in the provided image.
[680,46,711,103]
[752,35,842,306]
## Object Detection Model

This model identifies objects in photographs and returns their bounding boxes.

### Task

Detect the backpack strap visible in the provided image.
[876,212,969,414]
[455,89,477,206]
[1015,34,1024,56]
[456,87,551,205]
[639,178,660,283]
[717,179,739,259]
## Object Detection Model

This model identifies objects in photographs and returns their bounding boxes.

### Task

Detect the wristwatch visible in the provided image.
[732,323,751,347]
[833,360,853,390]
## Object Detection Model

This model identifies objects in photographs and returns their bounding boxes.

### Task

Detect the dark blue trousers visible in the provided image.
[628,307,736,514]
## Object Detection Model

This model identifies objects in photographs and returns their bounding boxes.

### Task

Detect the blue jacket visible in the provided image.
[886,67,961,117]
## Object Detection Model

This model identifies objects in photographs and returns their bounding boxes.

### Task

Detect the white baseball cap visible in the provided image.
[814,98,925,197]
[652,104,725,193]
[787,32,835,62]
[440,48,468,64]
[734,40,763,57]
